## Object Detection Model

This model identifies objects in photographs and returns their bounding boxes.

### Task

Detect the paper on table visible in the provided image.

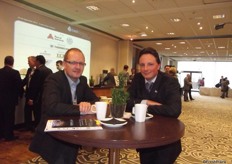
[44,118,103,132]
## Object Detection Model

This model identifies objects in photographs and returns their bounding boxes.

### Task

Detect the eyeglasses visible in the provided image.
[65,60,86,67]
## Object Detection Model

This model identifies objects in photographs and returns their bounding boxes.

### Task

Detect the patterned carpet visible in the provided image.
[25,93,232,164]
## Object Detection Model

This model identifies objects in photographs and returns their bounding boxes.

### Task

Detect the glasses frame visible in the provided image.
[64,60,86,67]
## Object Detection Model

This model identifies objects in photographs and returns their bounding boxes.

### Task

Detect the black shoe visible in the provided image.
[190,99,195,100]
[5,136,19,141]
[184,100,189,102]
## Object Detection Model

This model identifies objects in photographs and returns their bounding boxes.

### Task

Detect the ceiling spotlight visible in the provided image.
[215,22,232,30]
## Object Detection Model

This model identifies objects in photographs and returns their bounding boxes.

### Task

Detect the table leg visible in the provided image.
[109,148,120,164]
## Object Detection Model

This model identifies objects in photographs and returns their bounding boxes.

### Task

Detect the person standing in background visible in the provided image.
[128,68,136,85]
[118,65,129,86]
[103,68,117,87]
[188,75,194,100]
[164,64,171,74]
[22,56,36,131]
[29,48,99,163]
[220,77,230,98]
[56,60,63,71]
[27,55,53,128]
[0,56,23,141]
[183,74,192,102]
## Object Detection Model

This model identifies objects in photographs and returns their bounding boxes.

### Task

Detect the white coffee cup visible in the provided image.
[134,104,148,122]
[91,101,107,120]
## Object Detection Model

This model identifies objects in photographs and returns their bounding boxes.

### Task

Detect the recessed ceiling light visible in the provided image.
[141,33,147,37]
[197,22,201,25]
[213,14,225,19]
[86,6,99,11]
[167,32,175,35]
[170,18,181,22]
[199,26,203,30]
[179,42,185,44]
[121,24,130,27]
[156,43,162,45]
[165,48,170,50]
[218,46,225,49]
[132,0,135,3]
[195,47,202,49]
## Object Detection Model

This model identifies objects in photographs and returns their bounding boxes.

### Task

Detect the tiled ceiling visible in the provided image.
[4,0,232,62]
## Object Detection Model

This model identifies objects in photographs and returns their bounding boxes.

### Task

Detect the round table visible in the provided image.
[49,114,185,164]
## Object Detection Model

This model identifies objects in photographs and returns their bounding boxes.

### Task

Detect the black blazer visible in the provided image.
[29,71,99,162]
[127,71,181,118]
[127,71,182,162]
[0,66,23,105]
[27,65,52,103]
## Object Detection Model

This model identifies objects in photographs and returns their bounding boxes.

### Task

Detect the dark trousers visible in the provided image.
[24,99,35,129]
[188,90,193,100]
[34,101,42,128]
[0,102,16,140]
[183,90,189,101]
[138,140,182,164]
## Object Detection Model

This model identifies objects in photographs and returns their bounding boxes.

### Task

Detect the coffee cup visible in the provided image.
[91,101,107,120]
[134,104,148,122]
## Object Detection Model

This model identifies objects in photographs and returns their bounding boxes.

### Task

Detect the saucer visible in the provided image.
[100,118,127,128]
[131,113,153,120]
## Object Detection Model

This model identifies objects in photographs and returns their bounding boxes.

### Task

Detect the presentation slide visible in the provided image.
[14,20,91,79]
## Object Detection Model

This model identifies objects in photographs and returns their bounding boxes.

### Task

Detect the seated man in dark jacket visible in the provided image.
[126,47,182,164]
[29,48,99,164]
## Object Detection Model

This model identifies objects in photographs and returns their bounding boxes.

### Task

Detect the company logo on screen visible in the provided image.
[47,34,64,42]
[67,26,79,33]
[47,34,54,39]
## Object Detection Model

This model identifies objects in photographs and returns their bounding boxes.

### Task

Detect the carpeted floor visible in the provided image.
[24,93,232,164]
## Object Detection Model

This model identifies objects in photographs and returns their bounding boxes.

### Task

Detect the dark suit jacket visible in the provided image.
[29,71,99,163]
[22,67,34,98]
[0,66,23,105]
[127,71,181,118]
[27,65,52,103]
[127,71,182,163]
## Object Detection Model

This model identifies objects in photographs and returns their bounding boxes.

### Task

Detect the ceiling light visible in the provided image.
[197,22,201,25]
[218,46,225,49]
[167,32,175,35]
[195,47,202,49]
[170,18,181,22]
[141,33,147,37]
[199,26,203,30]
[86,6,99,11]
[165,48,170,50]
[121,24,130,27]
[156,43,162,45]
[179,42,185,44]
[213,14,225,19]
[132,0,135,3]
[138,32,147,37]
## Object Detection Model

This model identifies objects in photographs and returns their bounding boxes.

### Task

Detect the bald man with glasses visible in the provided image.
[29,48,99,164]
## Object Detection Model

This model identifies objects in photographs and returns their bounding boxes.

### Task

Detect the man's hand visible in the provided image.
[28,99,33,106]
[79,102,92,113]
[146,100,162,106]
